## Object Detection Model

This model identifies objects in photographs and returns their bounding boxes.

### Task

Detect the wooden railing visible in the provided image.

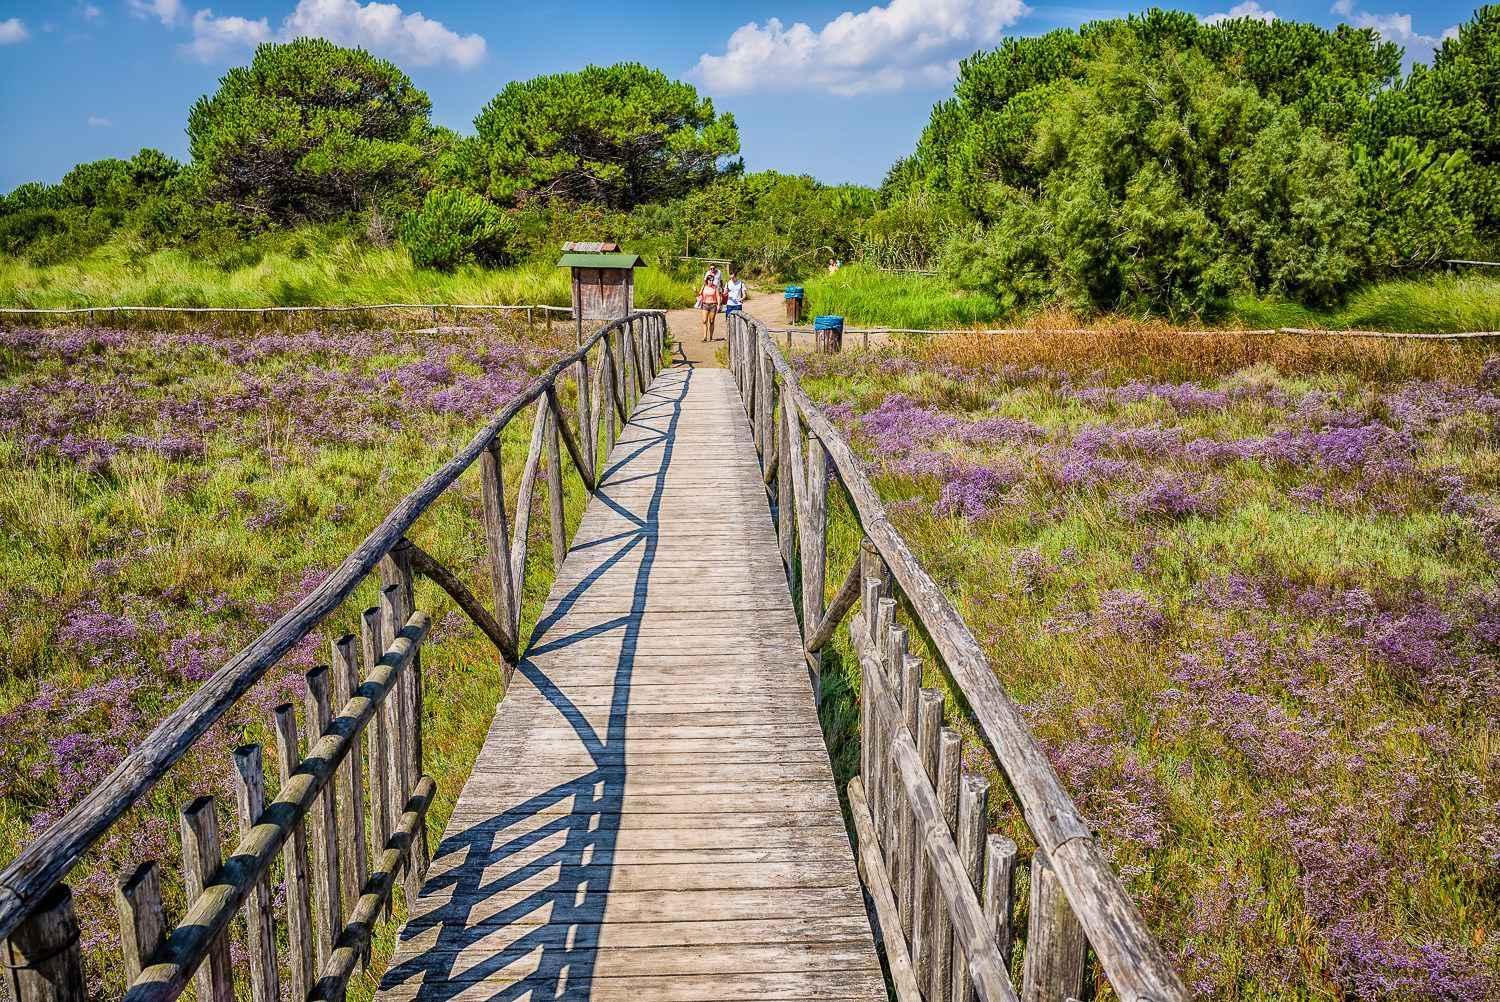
[726,311,1187,1002]
[0,311,668,1002]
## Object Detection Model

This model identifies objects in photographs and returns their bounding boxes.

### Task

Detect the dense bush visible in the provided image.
[888,6,1499,317]
[401,187,512,270]
[472,63,741,210]
[186,38,435,224]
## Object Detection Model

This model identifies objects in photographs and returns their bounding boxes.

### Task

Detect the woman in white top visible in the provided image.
[724,271,747,323]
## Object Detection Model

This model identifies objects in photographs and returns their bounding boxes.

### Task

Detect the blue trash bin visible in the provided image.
[784,285,805,323]
[813,314,844,352]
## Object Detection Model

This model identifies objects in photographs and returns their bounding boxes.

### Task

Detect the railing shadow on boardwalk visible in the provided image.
[378,366,689,1000]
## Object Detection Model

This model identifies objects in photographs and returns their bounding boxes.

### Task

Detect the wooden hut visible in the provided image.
[557,241,645,324]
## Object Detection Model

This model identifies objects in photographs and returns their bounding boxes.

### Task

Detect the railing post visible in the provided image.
[953,773,990,1002]
[331,635,369,943]
[545,405,567,571]
[358,606,391,924]
[2,886,84,1002]
[379,541,421,795]
[480,440,521,661]
[179,797,233,1002]
[802,431,828,652]
[114,862,165,985]
[757,344,774,460]
[575,344,594,486]
[1022,852,1089,1002]
[231,744,280,1002]
[273,703,318,991]
[304,667,343,972]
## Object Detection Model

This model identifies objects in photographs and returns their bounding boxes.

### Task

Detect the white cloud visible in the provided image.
[169,0,484,68]
[1332,5,1456,63]
[1201,0,1277,25]
[87,115,112,127]
[182,8,272,61]
[0,17,29,43]
[281,0,485,68]
[693,0,1029,97]
[128,0,184,26]
[81,5,103,20]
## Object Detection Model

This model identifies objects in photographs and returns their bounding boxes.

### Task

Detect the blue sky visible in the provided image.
[0,0,1482,194]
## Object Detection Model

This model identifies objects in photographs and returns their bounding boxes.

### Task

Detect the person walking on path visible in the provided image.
[696,267,725,342]
[724,270,747,325]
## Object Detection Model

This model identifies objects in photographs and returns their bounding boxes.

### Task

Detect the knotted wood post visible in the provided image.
[231,744,279,1002]
[379,543,421,800]
[331,635,369,946]
[912,689,945,986]
[984,835,1018,970]
[480,439,521,662]
[273,704,317,997]
[801,433,829,654]
[179,797,233,1002]
[3,885,84,1002]
[545,404,567,571]
[953,773,991,1002]
[304,667,343,972]
[932,728,962,1002]
[359,607,391,925]
[115,862,165,985]
[575,343,594,486]
[1022,852,1089,1002]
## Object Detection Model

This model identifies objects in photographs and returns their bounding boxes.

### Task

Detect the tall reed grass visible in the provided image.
[0,233,696,310]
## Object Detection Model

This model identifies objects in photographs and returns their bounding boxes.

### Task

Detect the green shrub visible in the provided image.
[400,188,512,271]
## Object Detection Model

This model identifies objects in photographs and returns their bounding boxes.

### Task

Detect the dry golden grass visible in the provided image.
[916,323,1493,383]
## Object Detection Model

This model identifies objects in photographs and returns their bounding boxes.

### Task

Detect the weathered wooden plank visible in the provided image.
[179,798,233,1002]
[114,863,165,985]
[2,885,85,1002]
[231,745,279,1002]
[273,703,317,1001]
[305,667,343,972]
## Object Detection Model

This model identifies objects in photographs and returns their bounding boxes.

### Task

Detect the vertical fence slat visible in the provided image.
[984,835,1018,970]
[912,689,945,986]
[480,440,520,660]
[757,343,774,458]
[114,862,165,985]
[1022,852,1090,1002]
[575,345,594,485]
[881,619,906,898]
[545,406,567,571]
[331,634,369,947]
[953,773,991,1002]
[802,433,829,662]
[932,728,961,1002]
[179,797,233,1002]
[273,703,317,1000]
[231,744,280,1002]
[379,586,409,832]
[897,655,922,940]
[777,388,795,568]
[3,885,84,1002]
[380,550,421,818]
[361,605,391,926]
[305,667,343,971]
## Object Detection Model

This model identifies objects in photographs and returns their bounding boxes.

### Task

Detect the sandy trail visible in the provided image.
[665,288,788,368]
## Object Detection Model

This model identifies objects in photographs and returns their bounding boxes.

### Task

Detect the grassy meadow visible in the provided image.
[0,230,697,311]
[796,328,1499,999]
[0,319,601,997]
[798,264,1500,335]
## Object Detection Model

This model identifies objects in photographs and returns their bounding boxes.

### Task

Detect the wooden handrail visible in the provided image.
[123,612,430,1002]
[726,312,1187,1002]
[0,310,665,944]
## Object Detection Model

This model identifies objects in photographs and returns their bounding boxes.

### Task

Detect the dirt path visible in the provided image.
[665,288,787,367]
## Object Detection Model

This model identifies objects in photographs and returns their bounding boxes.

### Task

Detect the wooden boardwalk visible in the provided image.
[377,362,884,1001]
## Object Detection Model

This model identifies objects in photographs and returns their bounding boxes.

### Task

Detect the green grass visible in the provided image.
[0,229,697,311]
[1228,272,1500,333]
[793,262,1500,334]
[798,263,1005,328]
